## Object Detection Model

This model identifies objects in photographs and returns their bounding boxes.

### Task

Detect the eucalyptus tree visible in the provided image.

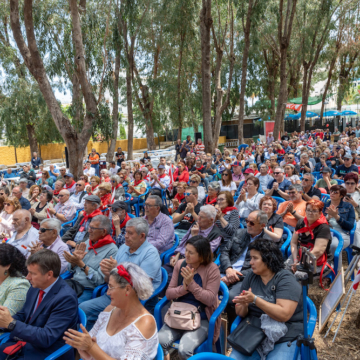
[8,0,114,177]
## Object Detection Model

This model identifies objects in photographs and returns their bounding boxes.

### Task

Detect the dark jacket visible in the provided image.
[314,160,332,172]
[220,229,272,274]
[62,213,88,243]
[0,278,78,360]
[322,199,355,233]
[31,157,42,169]
[20,169,36,183]
[19,196,31,210]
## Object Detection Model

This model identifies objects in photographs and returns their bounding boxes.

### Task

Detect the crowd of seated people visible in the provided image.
[0,128,359,359]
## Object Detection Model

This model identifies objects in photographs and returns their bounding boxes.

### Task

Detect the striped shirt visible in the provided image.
[54,200,77,223]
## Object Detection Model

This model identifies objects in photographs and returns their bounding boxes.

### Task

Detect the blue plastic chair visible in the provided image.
[60,208,83,236]
[124,193,131,203]
[230,296,317,342]
[133,187,150,217]
[280,226,292,259]
[154,281,229,355]
[311,171,321,180]
[273,196,285,209]
[321,193,330,203]
[44,308,87,360]
[239,222,244,229]
[140,267,168,306]
[327,229,344,281]
[161,188,168,206]
[160,234,180,264]
[187,354,229,360]
[337,179,344,185]
[60,271,73,280]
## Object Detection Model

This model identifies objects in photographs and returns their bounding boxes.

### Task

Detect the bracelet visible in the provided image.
[253,295,257,305]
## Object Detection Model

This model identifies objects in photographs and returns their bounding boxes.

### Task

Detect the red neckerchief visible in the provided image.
[101,193,112,208]
[64,180,76,189]
[196,165,204,171]
[112,213,131,236]
[112,183,122,192]
[133,179,143,187]
[53,189,61,196]
[79,209,102,227]
[296,213,328,240]
[158,173,167,179]
[88,234,116,255]
[175,193,185,202]
[144,174,151,182]
[92,184,99,192]
[221,206,238,214]
[206,196,217,205]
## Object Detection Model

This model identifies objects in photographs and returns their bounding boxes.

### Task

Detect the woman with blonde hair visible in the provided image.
[0,197,21,238]
[97,182,112,212]
[86,176,101,195]
[28,185,42,205]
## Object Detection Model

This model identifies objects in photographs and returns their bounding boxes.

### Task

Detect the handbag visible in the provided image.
[164,302,201,331]
[65,279,84,297]
[227,315,266,356]
[164,260,202,331]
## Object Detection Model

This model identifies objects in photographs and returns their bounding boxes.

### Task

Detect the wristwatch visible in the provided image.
[7,319,16,331]
[291,210,296,215]
[252,296,257,305]
[80,264,87,272]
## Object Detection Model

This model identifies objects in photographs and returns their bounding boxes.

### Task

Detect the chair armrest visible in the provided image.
[154,296,169,331]
[0,333,10,344]
[230,316,242,334]
[60,271,73,280]
[44,345,72,360]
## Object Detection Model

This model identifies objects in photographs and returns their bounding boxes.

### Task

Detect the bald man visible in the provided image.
[47,190,76,224]
[7,210,39,256]
[11,186,31,210]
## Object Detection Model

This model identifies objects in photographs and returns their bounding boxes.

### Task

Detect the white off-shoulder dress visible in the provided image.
[88,309,159,360]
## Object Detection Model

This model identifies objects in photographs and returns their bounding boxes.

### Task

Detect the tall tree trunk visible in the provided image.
[200,0,213,153]
[26,123,38,155]
[146,116,156,149]
[177,31,185,141]
[106,42,121,162]
[300,64,310,131]
[238,0,254,143]
[126,65,134,160]
[319,57,336,122]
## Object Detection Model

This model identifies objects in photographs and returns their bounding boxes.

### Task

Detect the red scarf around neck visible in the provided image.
[92,184,99,192]
[112,183,122,192]
[88,234,116,255]
[112,213,131,237]
[133,179,143,187]
[158,173,167,179]
[79,209,102,227]
[196,165,204,171]
[221,206,238,214]
[206,196,218,205]
[53,189,61,196]
[296,213,328,240]
[101,193,112,208]
[64,180,76,189]
[175,193,185,202]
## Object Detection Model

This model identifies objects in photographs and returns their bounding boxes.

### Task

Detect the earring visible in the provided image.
[126,293,128,297]
[4,270,8,276]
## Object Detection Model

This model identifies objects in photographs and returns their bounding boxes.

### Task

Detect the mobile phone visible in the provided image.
[345,194,351,199]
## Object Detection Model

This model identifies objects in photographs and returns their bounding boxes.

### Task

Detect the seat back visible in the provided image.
[162,234,180,264]
[273,196,285,210]
[140,267,168,306]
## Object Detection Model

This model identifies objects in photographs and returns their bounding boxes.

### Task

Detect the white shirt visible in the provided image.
[197,186,206,203]
[70,191,87,210]
[152,175,170,189]
[7,226,39,257]
[109,166,120,176]
[218,181,237,193]
[84,167,95,177]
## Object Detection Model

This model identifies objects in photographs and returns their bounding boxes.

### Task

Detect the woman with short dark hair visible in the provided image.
[0,243,30,318]
[158,235,221,360]
[230,238,303,360]
[259,196,284,242]
[29,190,54,228]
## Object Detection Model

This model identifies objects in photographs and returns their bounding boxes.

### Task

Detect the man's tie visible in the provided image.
[3,290,45,356]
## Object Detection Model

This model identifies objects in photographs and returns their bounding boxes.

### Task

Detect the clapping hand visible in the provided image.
[29,240,43,255]
[286,202,294,214]
[63,243,87,267]
[181,266,195,287]
[240,188,246,202]
[112,213,121,228]
[100,256,118,277]
[64,324,96,352]
[185,202,194,214]
[172,198,179,208]
[191,222,199,236]
[326,204,338,219]
[214,205,223,220]
[272,182,279,191]
[232,288,255,306]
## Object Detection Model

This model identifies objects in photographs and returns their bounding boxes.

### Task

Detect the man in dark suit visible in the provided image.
[0,249,78,360]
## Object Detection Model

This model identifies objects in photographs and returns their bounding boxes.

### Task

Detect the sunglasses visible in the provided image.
[302,179,311,182]
[76,184,82,187]
[330,190,339,194]
[222,174,229,176]
[189,180,197,183]
[39,228,54,233]
[345,182,356,185]
[245,219,258,226]
[273,172,281,175]
[184,192,192,196]
[4,203,11,206]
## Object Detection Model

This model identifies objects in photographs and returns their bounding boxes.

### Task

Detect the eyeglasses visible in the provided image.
[4,203,11,206]
[288,191,297,195]
[330,190,339,194]
[39,228,54,233]
[345,158,352,161]
[144,203,158,207]
[107,285,124,292]
[58,195,65,198]
[76,184,82,187]
[184,192,192,196]
[245,219,258,226]
[80,178,85,180]
[302,179,311,182]
[305,209,319,214]
[345,182,356,185]
[273,172,281,175]
[190,180,197,183]
[89,226,105,231]
[217,198,226,202]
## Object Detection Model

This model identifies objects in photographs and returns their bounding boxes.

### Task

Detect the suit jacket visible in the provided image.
[0,277,78,360]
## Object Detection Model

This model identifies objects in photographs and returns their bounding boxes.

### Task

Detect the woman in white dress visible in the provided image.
[63,263,159,360]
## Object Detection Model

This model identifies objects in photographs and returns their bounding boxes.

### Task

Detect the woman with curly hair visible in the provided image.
[28,184,42,205]
[0,243,30,318]
[230,238,303,360]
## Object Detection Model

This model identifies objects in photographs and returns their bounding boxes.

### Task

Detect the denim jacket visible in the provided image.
[322,199,355,233]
